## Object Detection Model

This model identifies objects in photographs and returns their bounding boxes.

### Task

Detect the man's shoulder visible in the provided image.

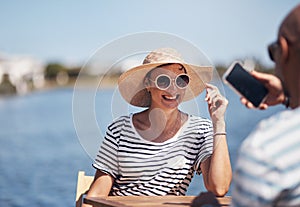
[258,107,300,130]
[241,108,300,151]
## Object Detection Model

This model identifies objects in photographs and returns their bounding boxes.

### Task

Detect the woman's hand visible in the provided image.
[205,83,228,123]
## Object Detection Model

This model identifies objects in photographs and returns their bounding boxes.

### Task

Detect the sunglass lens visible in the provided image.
[156,75,170,89]
[268,45,274,61]
[176,75,189,88]
[268,41,278,62]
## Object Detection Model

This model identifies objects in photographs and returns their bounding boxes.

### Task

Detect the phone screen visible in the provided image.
[224,63,268,107]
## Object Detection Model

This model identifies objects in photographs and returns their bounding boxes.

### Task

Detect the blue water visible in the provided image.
[0,87,284,207]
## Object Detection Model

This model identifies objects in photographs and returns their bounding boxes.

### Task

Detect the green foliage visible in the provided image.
[45,63,80,79]
[215,61,274,76]
[44,60,274,81]
[253,61,275,74]
[45,63,67,79]
[215,65,227,76]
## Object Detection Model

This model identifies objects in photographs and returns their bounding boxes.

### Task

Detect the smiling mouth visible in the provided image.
[162,94,180,101]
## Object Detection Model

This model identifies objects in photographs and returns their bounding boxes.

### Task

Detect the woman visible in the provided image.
[84,48,232,203]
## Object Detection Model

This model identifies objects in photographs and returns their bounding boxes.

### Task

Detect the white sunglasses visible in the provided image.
[149,74,190,90]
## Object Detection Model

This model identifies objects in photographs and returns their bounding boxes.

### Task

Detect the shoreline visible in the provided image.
[0,76,120,96]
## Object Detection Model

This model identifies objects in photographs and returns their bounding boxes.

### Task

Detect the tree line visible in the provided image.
[45,61,275,81]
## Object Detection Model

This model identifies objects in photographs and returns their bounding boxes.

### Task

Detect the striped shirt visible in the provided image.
[232,107,300,207]
[93,114,213,196]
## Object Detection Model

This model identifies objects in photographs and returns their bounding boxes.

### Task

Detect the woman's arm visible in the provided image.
[82,170,114,207]
[201,84,232,196]
[200,131,232,196]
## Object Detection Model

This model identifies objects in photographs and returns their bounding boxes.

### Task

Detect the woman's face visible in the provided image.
[146,63,187,110]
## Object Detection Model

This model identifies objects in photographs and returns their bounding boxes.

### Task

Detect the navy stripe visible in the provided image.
[273,141,300,159]
[260,120,300,147]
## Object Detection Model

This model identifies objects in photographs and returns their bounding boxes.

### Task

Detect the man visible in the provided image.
[232,4,300,206]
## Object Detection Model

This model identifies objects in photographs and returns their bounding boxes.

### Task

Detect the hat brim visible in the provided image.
[118,62,213,107]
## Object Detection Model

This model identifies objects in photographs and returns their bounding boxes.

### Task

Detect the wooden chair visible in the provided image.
[75,171,94,207]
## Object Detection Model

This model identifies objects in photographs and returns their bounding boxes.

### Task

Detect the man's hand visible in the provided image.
[241,71,285,109]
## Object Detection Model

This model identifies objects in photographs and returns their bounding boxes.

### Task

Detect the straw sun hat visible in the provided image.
[118,48,213,107]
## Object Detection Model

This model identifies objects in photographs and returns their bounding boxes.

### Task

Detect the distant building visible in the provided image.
[0,53,45,94]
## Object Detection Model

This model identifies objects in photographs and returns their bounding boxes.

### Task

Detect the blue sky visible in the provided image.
[1,0,299,67]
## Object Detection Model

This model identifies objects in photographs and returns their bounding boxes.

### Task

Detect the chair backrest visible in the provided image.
[75,171,94,207]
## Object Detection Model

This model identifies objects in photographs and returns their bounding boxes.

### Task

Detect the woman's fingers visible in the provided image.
[206,84,228,109]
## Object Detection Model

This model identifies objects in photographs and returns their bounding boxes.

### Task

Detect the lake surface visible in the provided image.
[0,87,284,207]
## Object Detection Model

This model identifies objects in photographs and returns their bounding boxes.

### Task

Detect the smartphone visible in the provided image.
[222,61,268,107]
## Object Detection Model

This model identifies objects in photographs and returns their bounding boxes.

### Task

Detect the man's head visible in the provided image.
[269,4,300,108]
